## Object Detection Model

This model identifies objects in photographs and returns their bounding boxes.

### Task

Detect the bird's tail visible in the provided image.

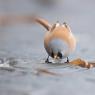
[32,16,51,31]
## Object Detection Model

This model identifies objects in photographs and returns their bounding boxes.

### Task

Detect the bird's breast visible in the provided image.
[49,39,68,52]
[44,38,70,58]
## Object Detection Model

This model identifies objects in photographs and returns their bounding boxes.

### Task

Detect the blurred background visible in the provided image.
[0,0,95,95]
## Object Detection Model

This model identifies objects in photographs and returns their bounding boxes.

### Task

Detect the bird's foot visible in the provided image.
[45,59,52,63]
[65,57,69,63]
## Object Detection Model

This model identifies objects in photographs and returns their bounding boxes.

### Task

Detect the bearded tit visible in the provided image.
[33,17,76,63]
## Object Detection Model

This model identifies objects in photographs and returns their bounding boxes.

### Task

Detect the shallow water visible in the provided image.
[0,0,95,95]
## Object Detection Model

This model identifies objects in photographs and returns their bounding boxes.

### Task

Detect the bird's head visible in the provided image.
[51,51,63,60]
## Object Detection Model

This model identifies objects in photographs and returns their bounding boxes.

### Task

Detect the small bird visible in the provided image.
[33,17,76,63]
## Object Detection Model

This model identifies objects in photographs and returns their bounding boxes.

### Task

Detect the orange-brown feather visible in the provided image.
[44,26,76,53]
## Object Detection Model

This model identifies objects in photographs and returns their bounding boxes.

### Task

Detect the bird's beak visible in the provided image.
[54,54,59,60]
[54,55,57,59]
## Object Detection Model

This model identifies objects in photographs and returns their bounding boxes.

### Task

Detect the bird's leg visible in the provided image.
[65,57,69,63]
[45,56,52,63]
[67,57,69,63]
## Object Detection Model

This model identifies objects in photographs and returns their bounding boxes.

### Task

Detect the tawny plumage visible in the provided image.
[0,15,76,63]
[33,17,76,63]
